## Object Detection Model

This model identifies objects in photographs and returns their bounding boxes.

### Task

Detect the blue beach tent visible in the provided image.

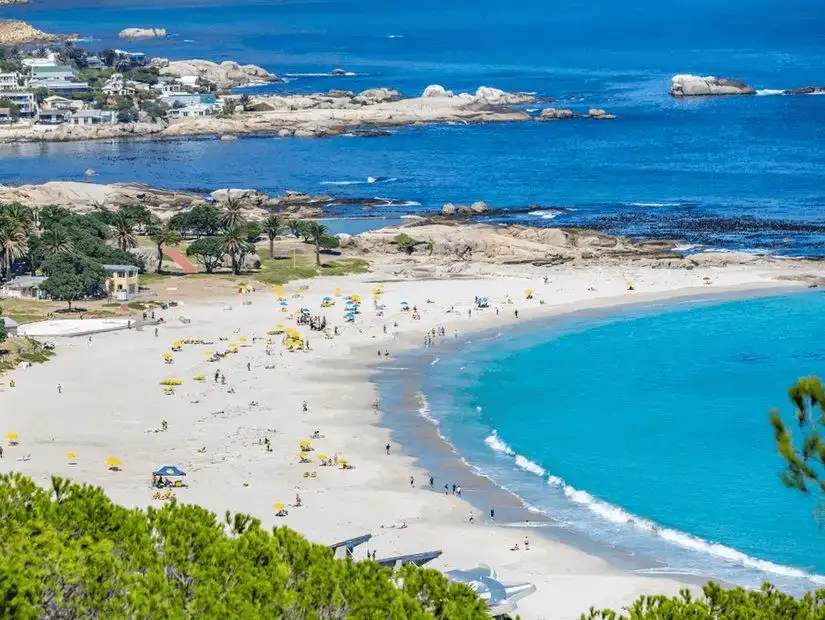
[153,465,187,477]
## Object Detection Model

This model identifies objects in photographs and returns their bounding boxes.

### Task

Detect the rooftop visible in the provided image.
[32,66,74,74]
[103,264,139,272]
[2,275,46,289]
[0,317,20,329]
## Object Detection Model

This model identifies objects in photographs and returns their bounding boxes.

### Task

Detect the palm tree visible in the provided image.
[41,227,73,257]
[221,197,247,231]
[0,219,27,280]
[304,221,327,267]
[262,215,280,259]
[286,219,304,239]
[2,204,34,235]
[148,220,180,274]
[112,212,138,252]
[220,227,248,275]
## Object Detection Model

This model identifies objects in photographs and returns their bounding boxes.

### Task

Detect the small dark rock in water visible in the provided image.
[349,129,392,138]
[782,86,825,95]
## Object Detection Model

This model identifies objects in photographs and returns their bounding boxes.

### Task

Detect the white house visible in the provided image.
[0,92,36,119]
[42,95,85,112]
[102,73,135,97]
[168,103,216,118]
[0,72,26,90]
[70,109,117,126]
[21,52,59,68]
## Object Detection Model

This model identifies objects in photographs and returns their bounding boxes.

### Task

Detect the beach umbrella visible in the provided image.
[153,465,187,477]
[299,440,311,447]
[275,324,284,330]
[280,301,288,306]
[5,432,18,441]
[205,351,214,356]
[66,451,77,459]
[323,296,331,301]
[318,454,328,461]
[400,300,409,305]
[273,503,286,511]
[239,337,247,343]
[106,457,121,468]
[524,289,533,296]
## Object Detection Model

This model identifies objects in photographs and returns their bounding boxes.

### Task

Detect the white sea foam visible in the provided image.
[321,180,363,185]
[546,470,825,584]
[756,89,785,96]
[625,202,683,208]
[368,176,397,183]
[416,392,440,426]
[514,455,546,477]
[386,34,404,38]
[673,243,698,252]
[484,430,515,455]
[284,72,359,77]
[528,209,566,220]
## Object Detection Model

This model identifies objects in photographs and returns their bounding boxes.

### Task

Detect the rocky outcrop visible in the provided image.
[0,20,57,45]
[670,74,755,97]
[158,59,281,90]
[420,85,535,106]
[537,107,616,120]
[441,201,489,216]
[353,88,401,105]
[210,188,269,206]
[0,121,168,144]
[346,222,680,265]
[538,108,575,120]
[783,86,825,95]
[119,28,167,38]
[331,68,348,76]
[422,85,453,98]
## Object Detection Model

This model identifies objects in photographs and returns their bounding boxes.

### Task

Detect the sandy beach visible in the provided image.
[0,258,813,619]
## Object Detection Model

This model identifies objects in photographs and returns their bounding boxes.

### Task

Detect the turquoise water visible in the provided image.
[2,0,825,254]
[419,293,825,592]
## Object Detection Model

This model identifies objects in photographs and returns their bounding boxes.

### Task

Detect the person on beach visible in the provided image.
[220,374,226,385]
[496,308,499,315]
[490,508,495,519]
[524,536,530,551]
[57,383,62,394]
[451,484,456,494]
[456,485,462,497]
[469,512,474,523]
[247,362,251,371]
[514,309,519,319]
[444,484,449,494]
[429,475,434,487]
[409,476,414,487]
[154,328,158,337]
[214,370,220,383]
[385,443,390,455]
[302,401,308,412]
[0,446,4,458]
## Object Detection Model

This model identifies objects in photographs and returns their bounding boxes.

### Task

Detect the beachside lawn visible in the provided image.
[254,255,369,285]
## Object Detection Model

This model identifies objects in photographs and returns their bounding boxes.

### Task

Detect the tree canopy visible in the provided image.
[0,474,488,619]
[40,253,106,310]
[186,237,224,274]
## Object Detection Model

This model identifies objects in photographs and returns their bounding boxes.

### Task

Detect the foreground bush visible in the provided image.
[583,581,825,619]
[0,474,487,619]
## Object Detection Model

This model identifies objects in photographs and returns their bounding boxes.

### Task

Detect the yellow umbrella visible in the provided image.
[205,351,214,356]
[299,440,311,447]
[66,451,77,459]
[339,458,348,465]
[105,457,121,467]
[5,432,18,440]
[239,337,247,343]
[524,289,533,296]
[162,352,173,359]
[317,454,328,461]
[273,503,286,511]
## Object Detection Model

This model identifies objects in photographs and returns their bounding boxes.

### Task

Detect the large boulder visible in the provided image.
[586,108,617,120]
[160,59,280,90]
[538,107,574,120]
[470,201,488,214]
[210,188,268,205]
[422,84,453,98]
[670,74,755,97]
[119,28,167,39]
[783,86,825,95]
[441,203,457,215]
[474,86,536,106]
[353,88,401,105]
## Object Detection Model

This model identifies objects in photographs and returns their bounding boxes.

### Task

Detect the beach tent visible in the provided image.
[106,457,121,469]
[273,503,286,511]
[153,465,187,477]
[5,432,18,441]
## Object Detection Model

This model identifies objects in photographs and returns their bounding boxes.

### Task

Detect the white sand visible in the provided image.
[0,261,811,619]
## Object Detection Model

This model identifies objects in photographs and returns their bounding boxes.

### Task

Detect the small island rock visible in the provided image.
[119,28,167,39]
[670,74,755,97]
[538,108,575,120]
[422,84,453,98]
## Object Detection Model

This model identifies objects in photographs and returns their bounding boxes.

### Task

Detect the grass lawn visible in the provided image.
[138,272,171,285]
[254,255,369,285]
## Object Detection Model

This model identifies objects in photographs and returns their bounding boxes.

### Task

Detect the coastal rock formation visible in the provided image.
[472,86,535,106]
[158,59,281,90]
[0,120,168,144]
[210,188,269,206]
[538,108,575,120]
[119,28,167,39]
[422,85,454,98]
[331,68,348,76]
[670,74,756,97]
[783,86,825,95]
[346,222,679,266]
[537,107,616,120]
[0,20,57,45]
[441,202,489,215]
[353,88,401,105]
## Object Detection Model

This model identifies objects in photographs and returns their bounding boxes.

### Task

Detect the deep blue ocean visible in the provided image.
[418,292,825,593]
[2,0,825,254]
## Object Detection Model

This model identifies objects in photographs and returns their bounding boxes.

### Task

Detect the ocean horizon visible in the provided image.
[2,0,825,255]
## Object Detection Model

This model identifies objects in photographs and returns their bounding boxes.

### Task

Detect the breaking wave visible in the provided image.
[284,72,359,77]
[529,209,567,220]
[624,202,684,208]
[484,429,825,585]
[756,89,785,96]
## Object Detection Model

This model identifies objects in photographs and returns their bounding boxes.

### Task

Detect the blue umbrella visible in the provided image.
[401,300,409,305]
[300,307,310,313]
[323,297,331,301]
[280,301,288,306]
[153,465,186,477]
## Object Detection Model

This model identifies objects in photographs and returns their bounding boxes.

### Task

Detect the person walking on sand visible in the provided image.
[451,484,456,494]
[456,485,462,497]
[514,309,519,319]
[385,443,391,455]
[429,475,434,488]
[490,508,495,519]
[524,536,530,551]
[247,361,251,371]
[0,445,4,458]
[214,370,220,383]
[154,327,158,337]
[444,484,449,495]
[469,511,474,523]
[57,383,62,394]
[409,476,414,487]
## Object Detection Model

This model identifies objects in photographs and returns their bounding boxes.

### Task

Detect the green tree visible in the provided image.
[220,197,247,230]
[286,219,304,239]
[239,93,251,111]
[0,99,20,121]
[186,237,224,274]
[111,212,138,252]
[148,219,180,274]
[262,215,280,258]
[171,203,221,239]
[0,316,6,343]
[244,220,262,244]
[33,87,51,106]
[0,204,30,279]
[394,233,420,255]
[41,227,73,257]
[220,227,250,276]
[40,253,106,310]
[304,221,327,266]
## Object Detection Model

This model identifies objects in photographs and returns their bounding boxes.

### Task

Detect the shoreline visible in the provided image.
[0,261,819,619]
[370,283,808,596]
